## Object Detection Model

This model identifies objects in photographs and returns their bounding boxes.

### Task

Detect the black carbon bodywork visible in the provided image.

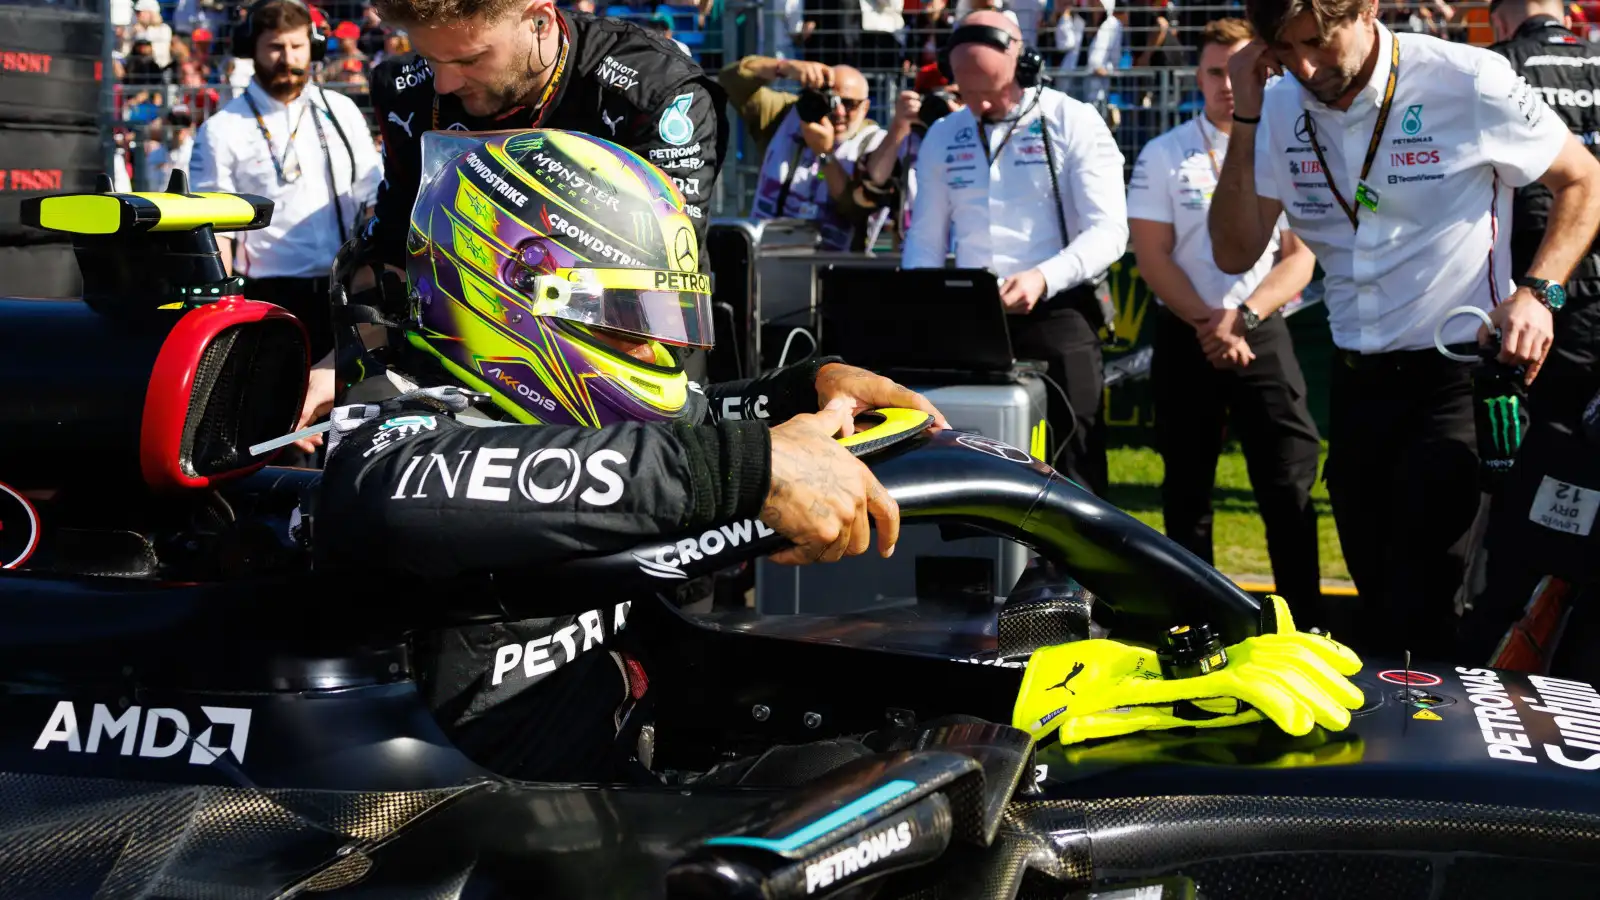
[1,430,1598,898]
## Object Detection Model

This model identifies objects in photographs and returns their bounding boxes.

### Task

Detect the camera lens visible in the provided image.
[918,90,956,129]
[796,89,837,124]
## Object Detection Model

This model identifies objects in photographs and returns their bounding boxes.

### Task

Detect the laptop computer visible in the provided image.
[817,266,1045,385]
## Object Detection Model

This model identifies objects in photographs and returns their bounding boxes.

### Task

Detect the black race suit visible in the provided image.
[1460,17,1600,670]
[313,358,840,781]
[1489,15,1600,420]
[367,10,727,267]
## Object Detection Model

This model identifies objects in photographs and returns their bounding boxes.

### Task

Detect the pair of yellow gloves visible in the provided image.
[1011,596,1366,745]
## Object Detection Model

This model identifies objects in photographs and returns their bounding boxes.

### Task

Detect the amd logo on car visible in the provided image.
[33,702,252,766]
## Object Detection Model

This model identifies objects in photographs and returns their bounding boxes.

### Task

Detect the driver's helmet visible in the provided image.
[403,129,711,426]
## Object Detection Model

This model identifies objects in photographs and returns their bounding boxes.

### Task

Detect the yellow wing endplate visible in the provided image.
[22,191,274,236]
[838,407,935,457]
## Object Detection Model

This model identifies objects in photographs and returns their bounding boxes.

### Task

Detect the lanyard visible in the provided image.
[432,25,570,131]
[978,87,1040,166]
[1302,33,1400,231]
[243,89,310,186]
[1195,117,1221,181]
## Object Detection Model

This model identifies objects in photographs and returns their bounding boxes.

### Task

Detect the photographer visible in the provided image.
[857,65,964,246]
[720,55,887,251]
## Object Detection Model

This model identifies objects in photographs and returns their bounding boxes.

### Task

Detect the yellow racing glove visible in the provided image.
[1011,596,1365,745]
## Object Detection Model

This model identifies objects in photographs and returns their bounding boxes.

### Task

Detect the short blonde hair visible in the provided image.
[1199,17,1255,52]
[372,0,525,28]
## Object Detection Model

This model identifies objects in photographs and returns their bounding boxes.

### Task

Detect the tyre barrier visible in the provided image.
[0,7,103,128]
[0,239,82,298]
[0,124,104,241]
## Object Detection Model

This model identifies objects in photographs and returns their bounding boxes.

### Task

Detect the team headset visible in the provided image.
[226,0,360,251]
[231,0,328,62]
[937,24,1043,88]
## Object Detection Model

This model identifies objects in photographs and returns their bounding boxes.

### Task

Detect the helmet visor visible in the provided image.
[519,266,715,348]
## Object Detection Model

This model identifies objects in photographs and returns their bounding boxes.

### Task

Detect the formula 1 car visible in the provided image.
[0,185,1598,900]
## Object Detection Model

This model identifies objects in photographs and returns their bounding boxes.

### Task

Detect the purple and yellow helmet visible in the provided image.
[403,129,711,426]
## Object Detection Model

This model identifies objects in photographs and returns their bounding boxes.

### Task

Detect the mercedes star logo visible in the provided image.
[673,227,695,271]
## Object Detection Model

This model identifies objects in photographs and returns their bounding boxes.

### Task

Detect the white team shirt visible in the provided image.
[1130,114,1285,310]
[1252,24,1571,353]
[190,79,384,279]
[904,85,1129,297]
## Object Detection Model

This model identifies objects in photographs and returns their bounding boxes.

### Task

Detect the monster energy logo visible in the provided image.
[630,211,655,250]
[1483,394,1524,460]
[506,133,546,155]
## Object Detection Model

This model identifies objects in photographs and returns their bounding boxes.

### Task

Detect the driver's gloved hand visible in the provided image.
[1011,596,1366,745]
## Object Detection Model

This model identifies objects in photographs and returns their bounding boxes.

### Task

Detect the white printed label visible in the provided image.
[1529,476,1600,537]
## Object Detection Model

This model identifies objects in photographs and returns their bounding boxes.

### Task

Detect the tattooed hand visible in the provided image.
[764,406,900,565]
[814,363,950,437]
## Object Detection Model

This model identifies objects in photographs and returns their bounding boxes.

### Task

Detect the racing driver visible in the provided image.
[312,130,948,782]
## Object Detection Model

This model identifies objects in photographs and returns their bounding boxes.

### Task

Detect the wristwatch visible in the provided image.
[1239,303,1262,332]
[1516,276,1568,312]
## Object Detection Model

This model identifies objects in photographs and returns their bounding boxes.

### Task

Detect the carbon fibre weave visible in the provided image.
[0,773,470,899]
[996,596,1093,661]
[878,801,1089,900]
[186,319,306,478]
[943,771,990,847]
[1013,795,1600,874]
[1439,855,1600,899]
[1175,852,1433,899]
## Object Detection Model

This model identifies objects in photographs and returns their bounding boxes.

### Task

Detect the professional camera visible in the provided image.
[796,88,839,124]
[918,88,960,130]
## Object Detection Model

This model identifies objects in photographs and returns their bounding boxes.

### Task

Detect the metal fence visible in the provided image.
[114,0,1502,202]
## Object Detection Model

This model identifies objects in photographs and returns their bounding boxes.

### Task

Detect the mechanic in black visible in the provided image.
[312,131,950,782]
[1458,0,1600,665]
[367,0,727,254]
[1486,0,1600,419]
[292,0,730,436]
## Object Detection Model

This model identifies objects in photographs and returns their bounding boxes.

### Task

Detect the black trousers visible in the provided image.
[1008,303,1108,497]
[1326,346,1480,659]
[1150,306,1323,613]
[245,275,336,363]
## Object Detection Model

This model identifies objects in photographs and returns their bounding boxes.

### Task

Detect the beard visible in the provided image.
[1304,51,1366,105]
[459,33,559,117]
[262,61,309,101]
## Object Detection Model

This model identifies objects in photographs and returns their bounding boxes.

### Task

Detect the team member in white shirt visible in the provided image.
[1128,18,1323,615]
[190,0,383,363]
[905,10,1128,495]
[1210,0,1600,657]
